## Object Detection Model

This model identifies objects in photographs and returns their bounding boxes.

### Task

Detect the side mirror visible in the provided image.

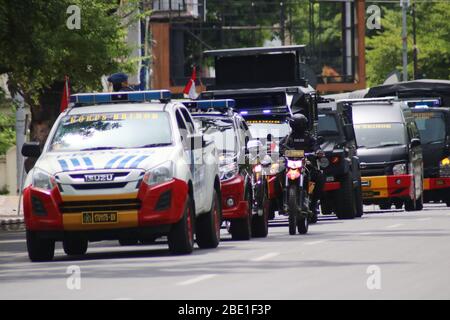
[22,142,41,158]
[410,138,421,149]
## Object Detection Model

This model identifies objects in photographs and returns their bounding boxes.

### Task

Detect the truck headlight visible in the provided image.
[143,161,174,186]
[32,168,56,191]
[393,164,407,175]
[441,157,450,167]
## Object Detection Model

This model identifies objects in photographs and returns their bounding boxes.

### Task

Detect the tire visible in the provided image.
[297,215,309,234]
[446,200,450,207]
[252,184,269,238]
[354,186,364,218]
[63,238,88,256]
[168,196,195,254]
[336,173,356,219]
[405,195,423,212]
[231,188,252,241]
[26,230,55,262]
[118,239,139,246]
[288,185,298,235]
[320,197,333,215]
[196,189,221,249]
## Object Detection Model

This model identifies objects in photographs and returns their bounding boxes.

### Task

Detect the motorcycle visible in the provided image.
[283,149,317,235]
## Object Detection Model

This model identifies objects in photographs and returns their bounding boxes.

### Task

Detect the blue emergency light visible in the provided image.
[70,90,171,106]
[182,99,236,111]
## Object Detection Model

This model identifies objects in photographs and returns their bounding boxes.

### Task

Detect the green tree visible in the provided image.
[366,2,450,87]
[0,89,15,155]
[0,0,142,144]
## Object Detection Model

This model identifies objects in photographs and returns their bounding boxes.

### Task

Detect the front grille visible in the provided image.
[71,182,128,190]
[60,198,141,213]
[361,167,389,177]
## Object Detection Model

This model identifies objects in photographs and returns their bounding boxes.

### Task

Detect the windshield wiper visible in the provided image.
[138,143,172,148]
[368,143,404,149]
[81,147,123,151]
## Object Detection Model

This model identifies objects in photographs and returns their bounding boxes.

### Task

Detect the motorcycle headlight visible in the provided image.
[32,168,56,191]
[393,163,407,175]
[253,164,262,173]
[287,160,302,169]
[320,157,330,169]
[220,161,238,181]
[143,161,174,186]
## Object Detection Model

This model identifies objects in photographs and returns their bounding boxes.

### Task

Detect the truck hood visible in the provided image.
[34,147,178,175]
[357,145,408,164]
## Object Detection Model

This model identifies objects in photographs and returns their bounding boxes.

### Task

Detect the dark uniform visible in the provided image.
[107,73,134,92]
[280,114,325,215]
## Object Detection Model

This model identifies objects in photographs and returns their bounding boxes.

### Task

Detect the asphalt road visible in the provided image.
[1,204,450,300]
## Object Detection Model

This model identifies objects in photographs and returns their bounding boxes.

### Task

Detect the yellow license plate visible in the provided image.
[82,212,118,224]
[285,150,304,158]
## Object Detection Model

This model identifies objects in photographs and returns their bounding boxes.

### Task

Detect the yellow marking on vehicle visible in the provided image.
[63,211,138,231]
[424,178,431,191]
[361,176,388,199]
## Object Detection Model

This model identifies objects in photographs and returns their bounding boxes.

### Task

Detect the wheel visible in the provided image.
[308,212,318,224]
[268,199,277,220]
[297,215,309,234]
[446,200,450,207]
[118,239,139,246]
[26,230,55,262]
[288,185,298,235]
[252,184,269,238]
[335,173,356,219]
[394,201,403,210]
[168,195,195,254]
[320,197,333,215]
[405,195,423,212]
[63,238,88,256]
[196,189,221,249]
[230,187,252,240]
[354,186,364,218]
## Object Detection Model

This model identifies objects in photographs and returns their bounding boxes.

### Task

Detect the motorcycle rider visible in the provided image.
[280,113,325,218]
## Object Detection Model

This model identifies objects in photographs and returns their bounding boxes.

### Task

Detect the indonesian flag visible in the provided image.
[183,67,198,99]
[60,75,70,113]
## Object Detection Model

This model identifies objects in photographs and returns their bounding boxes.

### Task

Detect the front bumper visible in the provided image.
[361,175,413,200]
[23,178,188,232]
[423,177,450,202]
[221,175,248,220]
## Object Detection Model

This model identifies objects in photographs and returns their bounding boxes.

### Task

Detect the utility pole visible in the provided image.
[14,94,26,195]
[400,0,410,82]
[412,0,418,79]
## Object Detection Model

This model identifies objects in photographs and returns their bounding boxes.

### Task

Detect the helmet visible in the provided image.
[289,114,308,135]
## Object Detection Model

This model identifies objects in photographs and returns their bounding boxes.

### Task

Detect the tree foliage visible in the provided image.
[366,2,450,87]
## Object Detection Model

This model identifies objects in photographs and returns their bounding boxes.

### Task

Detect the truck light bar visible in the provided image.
[182,99,236,110]
[70,90,171,106]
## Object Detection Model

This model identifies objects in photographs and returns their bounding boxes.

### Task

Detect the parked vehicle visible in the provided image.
[347,98,424,211]
[317,100,363,219]
[21,90,221,261]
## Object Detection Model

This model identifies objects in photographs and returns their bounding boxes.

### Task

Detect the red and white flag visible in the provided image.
[60,75,70,113]
[183,67,198,100]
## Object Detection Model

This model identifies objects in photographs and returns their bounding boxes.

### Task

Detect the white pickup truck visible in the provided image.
[21,90,221,261]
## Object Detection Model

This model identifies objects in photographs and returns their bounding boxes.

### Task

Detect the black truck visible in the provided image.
[317,100,363,219]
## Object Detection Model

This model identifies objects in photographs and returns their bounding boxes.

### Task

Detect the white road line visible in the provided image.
[176,274,217,286]
[250,252,280,262]
[0,239,26,244]
[385,224,403,229]
[304,240,327,246]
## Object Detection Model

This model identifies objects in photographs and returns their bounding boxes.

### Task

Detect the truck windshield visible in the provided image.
[49,111,172,152]
[413,112,446,144]
[318,114,340,136]
[354,123,407,149]
[247,121,291,140]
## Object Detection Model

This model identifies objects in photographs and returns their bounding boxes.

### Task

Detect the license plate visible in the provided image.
[285,150,304,158]
[362,191,379,198]
[82,212,118,224]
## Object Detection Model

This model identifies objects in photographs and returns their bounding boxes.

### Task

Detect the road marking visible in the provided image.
[304,240,327,246]
[250,252,280,262]
[385,224,403,229]
[415,218,432,222]
[177,274,217,286]
[0,239,26,244]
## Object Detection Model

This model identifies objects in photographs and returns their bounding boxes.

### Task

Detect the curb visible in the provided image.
[0,218,24,226]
